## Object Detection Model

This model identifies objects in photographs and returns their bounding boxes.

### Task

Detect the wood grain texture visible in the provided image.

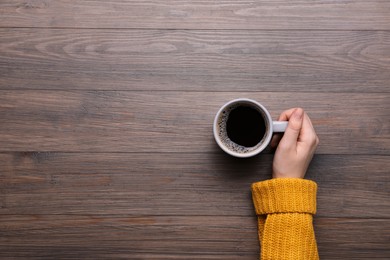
[1,29,389,92]
[1,0,390,30]
[0,215,389,259]
[0,215,259,259]
[1,153,389,218]
[0,91,388,154]
[1,0,389,258]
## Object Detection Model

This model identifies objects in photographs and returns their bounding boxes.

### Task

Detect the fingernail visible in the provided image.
[294,108,304,120]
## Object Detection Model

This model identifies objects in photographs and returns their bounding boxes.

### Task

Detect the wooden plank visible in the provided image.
[315,218,390,259]
[0,215,259,259]
[1,29,389,92]
[0,215,389,259]
[0,1,389,30]
[1,153,389,217]
[0,91,388,154]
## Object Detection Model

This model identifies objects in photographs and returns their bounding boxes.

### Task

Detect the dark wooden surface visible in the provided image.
[0,1,389,259]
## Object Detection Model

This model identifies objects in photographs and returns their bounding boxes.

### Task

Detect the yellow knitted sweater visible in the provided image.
[251,178,319,260]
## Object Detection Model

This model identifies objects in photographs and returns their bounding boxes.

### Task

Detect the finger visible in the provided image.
[272,108,299,148]
[304,112,315,132]
[298,112,317,143]
[279,108,304,150]
[277,108,298,121]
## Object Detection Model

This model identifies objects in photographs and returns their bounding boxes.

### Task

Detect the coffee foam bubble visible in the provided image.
[217,104,267,154]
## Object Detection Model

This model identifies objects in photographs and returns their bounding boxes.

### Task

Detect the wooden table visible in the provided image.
[1,1,389,259]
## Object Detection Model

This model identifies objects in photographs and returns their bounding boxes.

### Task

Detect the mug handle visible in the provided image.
[273,121,288,133]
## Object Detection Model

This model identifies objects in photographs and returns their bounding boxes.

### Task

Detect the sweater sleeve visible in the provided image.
[251,178,319,260]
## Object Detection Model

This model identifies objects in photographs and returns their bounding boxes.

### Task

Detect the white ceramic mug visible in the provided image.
[213,98,288,158]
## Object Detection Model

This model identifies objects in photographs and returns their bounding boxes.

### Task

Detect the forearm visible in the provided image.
[251,178,319,260]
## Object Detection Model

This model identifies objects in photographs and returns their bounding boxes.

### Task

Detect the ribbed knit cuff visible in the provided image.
[251,178,317,215]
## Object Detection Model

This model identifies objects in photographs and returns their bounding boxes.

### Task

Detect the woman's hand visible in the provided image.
[271,108,319,179]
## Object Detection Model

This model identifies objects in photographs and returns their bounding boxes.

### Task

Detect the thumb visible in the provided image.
[280,108,304,149]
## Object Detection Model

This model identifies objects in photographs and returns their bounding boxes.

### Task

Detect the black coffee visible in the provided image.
[226,106,266,147]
